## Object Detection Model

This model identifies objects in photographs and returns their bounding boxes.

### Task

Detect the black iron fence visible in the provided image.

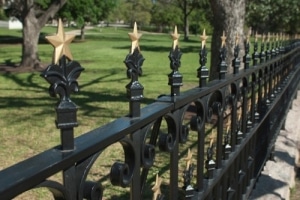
[1,23,300,200]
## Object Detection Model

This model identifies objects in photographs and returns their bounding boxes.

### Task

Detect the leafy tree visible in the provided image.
[4,0,67,69]
[59,0,117,40]
[246,0,300,33]
[176,0,209,40]
[189,6,213,35]
[209,0,246,80]
[150,0,182,32]
[115,0,153,27]
[107,0,126,24]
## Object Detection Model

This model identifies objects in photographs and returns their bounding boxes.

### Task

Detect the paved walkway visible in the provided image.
[249,91,300,200]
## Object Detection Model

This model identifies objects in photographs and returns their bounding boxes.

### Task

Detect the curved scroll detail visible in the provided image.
[76,151,103,200]
[158,113,177,152]
[110,138,135,187]
[207,90,224,123]
[190,99,205,132]
[37,180,67,200]
[139,123,156,169]
[177,104,191,144]
[158,132,174,152]
[83,181,103,200]
[179,124,189,143]
[142,143,156,169]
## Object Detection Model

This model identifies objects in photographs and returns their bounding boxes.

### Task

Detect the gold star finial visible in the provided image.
[184,148,193,170]
[128,22,142,54]
[46,18,75,64]
[209,138,214,148]
[152,174,162,200]
[171,26,180,50]
[200,29,208,49]
[255,32,258,43]
[246,28,252,44]
[221,31,226,47]
[262,34,265,43]
[267,32,270,42]
[235,33,239,46]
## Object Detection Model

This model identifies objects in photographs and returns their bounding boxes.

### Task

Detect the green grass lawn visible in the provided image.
[0,26,213,199]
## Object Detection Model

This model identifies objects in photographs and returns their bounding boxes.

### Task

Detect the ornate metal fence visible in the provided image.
[0,20,300,200]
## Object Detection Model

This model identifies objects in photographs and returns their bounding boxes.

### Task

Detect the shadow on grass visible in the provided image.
[0,71,156,119]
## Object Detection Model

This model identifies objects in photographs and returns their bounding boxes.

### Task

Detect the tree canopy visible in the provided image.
[246,0,300,33]
[59,0,117,26]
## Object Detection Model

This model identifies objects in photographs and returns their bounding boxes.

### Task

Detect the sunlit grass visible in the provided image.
[0,26,214,199]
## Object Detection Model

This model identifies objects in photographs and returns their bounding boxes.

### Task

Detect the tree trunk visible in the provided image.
[80,25,85,40]
[20,10,41,69]
[183,0,189,41]
[18,0,67,69]
[209,0,246,81]
[184,16,189,41]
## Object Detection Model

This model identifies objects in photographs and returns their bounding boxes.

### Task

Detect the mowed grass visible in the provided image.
[0,26,212,199]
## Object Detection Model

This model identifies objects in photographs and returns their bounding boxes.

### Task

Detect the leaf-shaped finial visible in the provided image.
[41,58,84,105]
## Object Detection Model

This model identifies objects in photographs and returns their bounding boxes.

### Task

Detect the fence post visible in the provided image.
[41,19,84,152]
[41,19,84,199]
[168,26,183,96]
[124,22,145,118]
[243,33,251,70]
[232,33,240,74]
[219,31,227,80]
[198,29,209,87]
[252,33,259,66]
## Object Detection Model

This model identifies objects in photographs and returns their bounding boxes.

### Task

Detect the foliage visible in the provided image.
[189,7,213,35]
[59,0,118,27]
[0,8,7,20]
[175,0,209,40]
[110,0,153,26]
[150,0,182,31]
[246,0,300,33]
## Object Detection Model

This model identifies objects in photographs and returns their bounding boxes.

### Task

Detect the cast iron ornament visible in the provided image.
[41,58,84,106]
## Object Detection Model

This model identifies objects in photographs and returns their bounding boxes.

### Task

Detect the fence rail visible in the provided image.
[1,22,300,200]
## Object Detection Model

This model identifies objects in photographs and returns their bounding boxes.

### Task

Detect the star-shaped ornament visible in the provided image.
[235,33,239,46]
[255,32,258,43]
[152,174,162,200]
[128,22,142,53]
[200,29,208,49]
[262,34,265,43]
[171,26,180,50]
[184,148,193,170]
[221,31,226,47]
[46,18,75,64]
[267,32,270,42]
